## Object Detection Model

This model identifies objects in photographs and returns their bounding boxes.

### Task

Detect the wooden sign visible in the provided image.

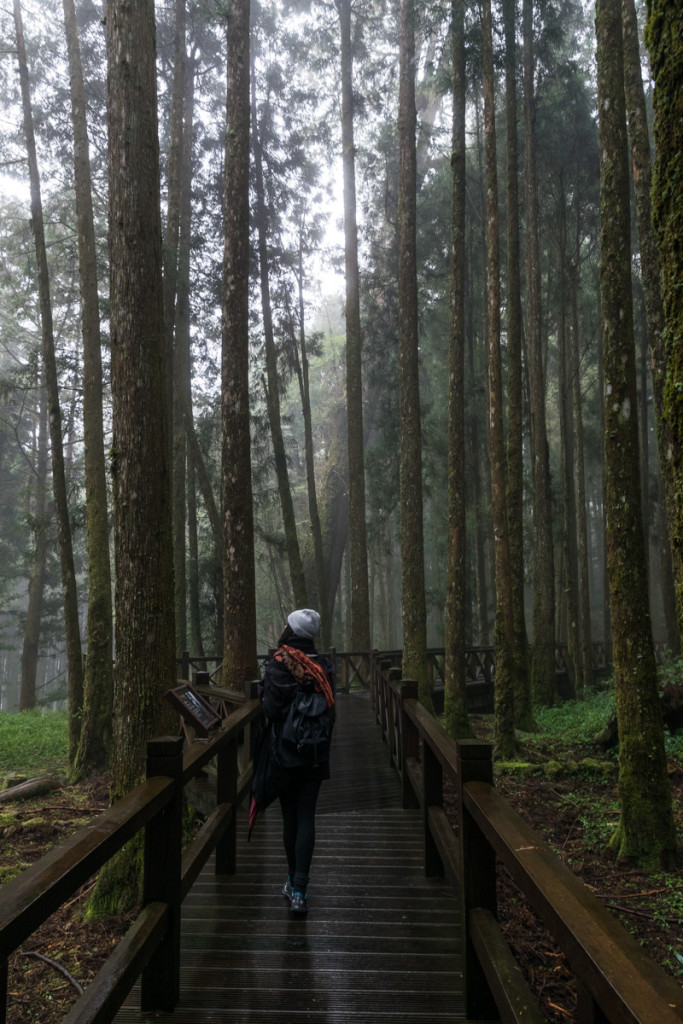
[165,683,221,738]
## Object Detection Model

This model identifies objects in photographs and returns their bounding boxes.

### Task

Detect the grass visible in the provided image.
[0,708,69,778]
[531,687,616,745]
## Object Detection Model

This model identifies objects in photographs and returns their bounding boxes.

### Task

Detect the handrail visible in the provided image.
[373,665,683,1023]
[0,693,261,1024]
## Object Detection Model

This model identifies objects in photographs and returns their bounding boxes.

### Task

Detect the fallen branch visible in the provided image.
[593,887,666,900]
[0,778,62,804]
[603,901,682,925]
[19,952,84,995]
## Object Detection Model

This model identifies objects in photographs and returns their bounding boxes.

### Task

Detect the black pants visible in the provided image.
[279,777,322,892]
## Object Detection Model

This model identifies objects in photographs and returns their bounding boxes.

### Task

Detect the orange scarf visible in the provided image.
[273,645,335,708]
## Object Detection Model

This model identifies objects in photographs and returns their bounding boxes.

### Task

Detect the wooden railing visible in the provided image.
[372,664,683,1024]
[0,691,261,1024]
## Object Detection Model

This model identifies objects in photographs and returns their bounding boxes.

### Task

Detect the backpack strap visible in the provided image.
[273,645,335,708]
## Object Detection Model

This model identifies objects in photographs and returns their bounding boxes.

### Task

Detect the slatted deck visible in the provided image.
[115,692,467,1023]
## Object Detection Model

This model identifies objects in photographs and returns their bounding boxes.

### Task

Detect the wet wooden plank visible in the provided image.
[114,692,466,1024]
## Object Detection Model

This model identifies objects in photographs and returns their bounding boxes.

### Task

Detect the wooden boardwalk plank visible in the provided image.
[114,692,466,1023]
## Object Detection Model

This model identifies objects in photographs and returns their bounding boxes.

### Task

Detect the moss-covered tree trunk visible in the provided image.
[643,0,683,643]
[523,0,556,707]
[597,0,676,868]
[63,0,113,778]
[398,0,430,710]
[106,0,177,790]
[14,0,84,762]
[503,0,534,730]
[483,0,515,759]
[221,0,258,686]
[337,0,371,653]
[444,0,472,739]
[92,0,178,914]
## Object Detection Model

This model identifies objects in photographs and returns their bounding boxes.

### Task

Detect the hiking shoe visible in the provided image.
[282,878,293,900]
[290,891,307,914]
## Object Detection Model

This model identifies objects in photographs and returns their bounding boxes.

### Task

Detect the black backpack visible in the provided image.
[277,686,333,768]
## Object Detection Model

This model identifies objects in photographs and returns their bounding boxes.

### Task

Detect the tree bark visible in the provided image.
[106,0,176,801]
[20,385,49,712]
[557,179,579,696]
[293,240,331,648]
[337,0,371,652]
[504,0,534,729]
[570,214,593,690]
[444,0,472,739]
[14,0,84,762]
[483,0,516,759]
[523,0,556,706]
[165,0,187,657]
[597,0,675,868]
[398,0,430,709]
[62,0,113,778]
[172,47,195,655]
[623,0,681,652]
[645,0,683,645]
[221,0,258,686]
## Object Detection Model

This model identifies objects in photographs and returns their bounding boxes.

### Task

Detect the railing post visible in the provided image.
[456,739,497,1021]
[400,679,420,810]
[141,735,184,1012]
[180,650,190,680]
[216,727,238,875]
[387,667,401,767]
[423,733,443,879]
[1,957,7,1024]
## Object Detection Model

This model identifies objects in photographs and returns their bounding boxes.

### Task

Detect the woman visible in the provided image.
[259,608,334,914]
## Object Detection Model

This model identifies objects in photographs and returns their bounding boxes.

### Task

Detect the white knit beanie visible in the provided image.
[287,608,320,639]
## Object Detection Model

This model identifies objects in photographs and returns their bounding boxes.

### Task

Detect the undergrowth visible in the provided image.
[0,709,69,778]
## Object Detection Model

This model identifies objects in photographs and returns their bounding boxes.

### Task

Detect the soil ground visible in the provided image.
[1,723,682,1023]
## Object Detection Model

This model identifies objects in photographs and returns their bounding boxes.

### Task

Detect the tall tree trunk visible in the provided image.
[166,0,188,654]
[645,0,683,646]
[503,0,534,730]
[557,180,579,696]
[251,72,307,609]
[173,49,195,656]
[14,0,84,762]
[623,0,681,652]
[444,0,472,739]
[222,0,257,686]
[106,0,176,799]
[523,0,556,705]
[63,0,113,778]
[570,216,593,690]
[20,385,49,712]
[483,0,516,759]
[187,450,204,658]
[293,241,331,648]
[398,0,430,710]
[337,0,371,652]
[472,88,493,646]
[597,0,675,868]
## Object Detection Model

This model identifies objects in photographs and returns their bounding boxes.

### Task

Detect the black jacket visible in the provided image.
[259,636,335,780]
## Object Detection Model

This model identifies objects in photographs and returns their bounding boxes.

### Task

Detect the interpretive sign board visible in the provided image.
[165,683,222,738]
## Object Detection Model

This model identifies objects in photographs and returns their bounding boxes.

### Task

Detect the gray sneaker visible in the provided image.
[290,890,308,914]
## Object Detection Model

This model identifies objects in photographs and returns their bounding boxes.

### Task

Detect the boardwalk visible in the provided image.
[115,691,466,1023]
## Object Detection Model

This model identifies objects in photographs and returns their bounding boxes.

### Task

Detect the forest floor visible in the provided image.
[1,718,682,1023]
